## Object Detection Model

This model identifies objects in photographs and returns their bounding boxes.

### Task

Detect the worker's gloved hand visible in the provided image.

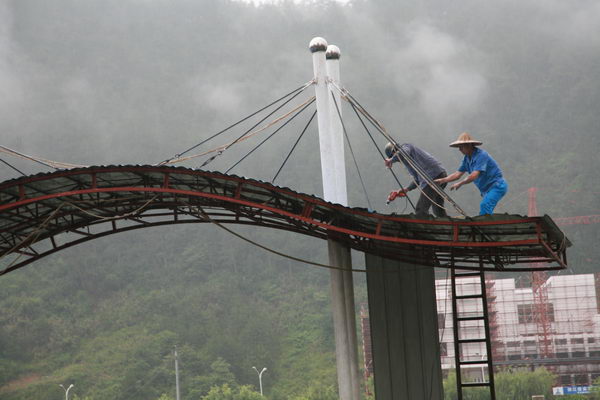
[387,189,407,203]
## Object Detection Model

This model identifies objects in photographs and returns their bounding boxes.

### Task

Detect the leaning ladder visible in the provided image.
[450,260,497,400]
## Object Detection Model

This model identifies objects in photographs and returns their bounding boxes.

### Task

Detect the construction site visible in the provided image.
[0,33,593,400]
[360,272,600,387]
[359,187,599,394]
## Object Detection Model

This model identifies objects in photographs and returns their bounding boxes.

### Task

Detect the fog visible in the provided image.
[1,2,599,397]
[1,0,599,237]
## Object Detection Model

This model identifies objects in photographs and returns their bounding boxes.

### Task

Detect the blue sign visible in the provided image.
[553,386,592,395]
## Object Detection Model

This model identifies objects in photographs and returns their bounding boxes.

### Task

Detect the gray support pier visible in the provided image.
[328,239,361,400]
[365,254,443,400]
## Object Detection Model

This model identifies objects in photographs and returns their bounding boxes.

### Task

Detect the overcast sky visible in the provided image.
[1,0,598,220]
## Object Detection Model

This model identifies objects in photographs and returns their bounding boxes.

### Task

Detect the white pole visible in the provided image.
[326,44,360,400]
[59,384,74,400]
[310,37,358,400]
[253,366,267,395]
[325,44,348,205]
[174,347,181,400]
[310,37,338,204]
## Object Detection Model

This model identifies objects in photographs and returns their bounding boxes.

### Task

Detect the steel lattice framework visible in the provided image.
[0,165,570,276]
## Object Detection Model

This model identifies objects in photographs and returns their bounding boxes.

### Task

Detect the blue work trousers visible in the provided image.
[479,180,508,215]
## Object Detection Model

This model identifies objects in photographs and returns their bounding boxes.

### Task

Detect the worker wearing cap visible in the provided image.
[435,132,508,215]
[384,142,448,218]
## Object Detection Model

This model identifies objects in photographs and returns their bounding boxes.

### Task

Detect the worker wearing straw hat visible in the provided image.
[435,132,508,215]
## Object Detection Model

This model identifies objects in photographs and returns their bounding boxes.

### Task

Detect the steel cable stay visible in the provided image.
[272,109,317,184]
[331,83,508,266]
[329,90,373,210]
[0,145,85,170]
[349,91,462,215]
[347,92,504,260]
[347,99,415,212]
[0,84,316,177]
[150,95,316,170]
[185,204,445,275]
[225,97,316,174]
[157,80,314,166]
[330,82,467,217]
[197,86,314,169]
[0,157,26,176]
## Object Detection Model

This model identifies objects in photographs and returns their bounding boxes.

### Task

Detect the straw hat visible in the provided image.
[449,132,483,148]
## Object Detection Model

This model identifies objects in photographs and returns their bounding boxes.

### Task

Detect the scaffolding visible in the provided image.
[434,273,600,386]
[360,303,373,396]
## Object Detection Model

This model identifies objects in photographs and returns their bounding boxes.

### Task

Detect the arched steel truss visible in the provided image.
[0,165,570,276]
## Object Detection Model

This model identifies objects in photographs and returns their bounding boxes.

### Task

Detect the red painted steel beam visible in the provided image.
[0,186,545,249]
[0,166,570,275]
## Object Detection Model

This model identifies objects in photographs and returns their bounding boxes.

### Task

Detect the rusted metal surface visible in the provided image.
[0,165,571,275]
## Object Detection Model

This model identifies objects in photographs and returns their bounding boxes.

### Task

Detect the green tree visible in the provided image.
[154,394,175,400]
[201,384,262,400]
[444,368,555,400]
[495,368,555,400]
[186,358,237,399]
[443,371,488,400]
[290,384,338,400]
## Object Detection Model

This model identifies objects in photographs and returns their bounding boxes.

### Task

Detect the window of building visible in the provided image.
[572,351,586,358]
[574,374,588,385]
[523,340,536,347]
[560,375,572,385]
[517,304,534,324]
[546,303,555,322]
[508,354,522,360]
[571,338,585,344]
[556,352,569,359]
[523,353,539,360]
[588,338,596,343]
[555,339,568,345]
[590,351,600,358]
[507,341,520,348]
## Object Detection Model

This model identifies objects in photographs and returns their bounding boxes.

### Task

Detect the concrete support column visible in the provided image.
[365,254,443,400]
[328,240,360,400]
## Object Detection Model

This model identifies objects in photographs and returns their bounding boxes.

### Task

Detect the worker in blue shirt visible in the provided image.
[384,142,448,218]
[435,132,508,215]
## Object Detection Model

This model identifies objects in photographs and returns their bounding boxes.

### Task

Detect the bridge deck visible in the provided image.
[0,165,570,275]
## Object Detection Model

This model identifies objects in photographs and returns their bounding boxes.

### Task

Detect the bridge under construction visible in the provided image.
[0,38,572,400]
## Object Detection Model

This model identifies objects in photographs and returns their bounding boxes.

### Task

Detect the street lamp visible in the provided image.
[252,366,267,396]
[59,384,74,400]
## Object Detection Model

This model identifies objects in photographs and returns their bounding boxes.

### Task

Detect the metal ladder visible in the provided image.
[450,261,497,400]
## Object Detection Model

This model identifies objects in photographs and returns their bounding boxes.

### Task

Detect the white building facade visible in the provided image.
[436,273,600,385]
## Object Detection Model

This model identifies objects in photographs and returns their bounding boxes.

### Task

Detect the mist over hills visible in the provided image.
[1,0,599,398]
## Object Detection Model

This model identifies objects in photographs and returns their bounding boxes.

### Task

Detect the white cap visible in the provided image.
[309,37,328,53]
[326,45,341,60]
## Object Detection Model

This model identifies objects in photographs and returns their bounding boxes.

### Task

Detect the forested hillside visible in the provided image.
[1,0,599,399]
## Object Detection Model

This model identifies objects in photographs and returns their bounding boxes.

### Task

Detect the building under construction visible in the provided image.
[359,273,600,388]
[434,273,600,385]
